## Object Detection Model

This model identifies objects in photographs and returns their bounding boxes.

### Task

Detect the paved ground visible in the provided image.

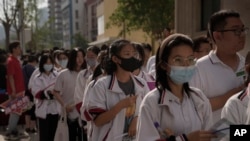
[0,125,38,141]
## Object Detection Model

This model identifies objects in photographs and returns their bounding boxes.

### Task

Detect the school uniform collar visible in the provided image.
[159,88,204,108]
[108,73,145,94]
[208,51,245,70]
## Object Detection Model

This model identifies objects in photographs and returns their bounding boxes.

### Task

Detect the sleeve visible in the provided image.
[54,72,63,93]
[31,76,44,99]
[86,81,107,121]
[221,99,241,124]
[81,81,94,121]
[74,71,87,105]
[28,68,39,90]
[136,98,161,141]
[7,59,15,75]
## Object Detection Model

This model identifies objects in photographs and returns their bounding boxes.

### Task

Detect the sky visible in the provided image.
[38,0,48,9]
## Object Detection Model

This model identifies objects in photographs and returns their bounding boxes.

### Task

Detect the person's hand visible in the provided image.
[164,128,174,137]
[10,92,16,100]
[128,117,137,137]
[187,130,217,141]
[118,95,137,109]
[66,105,74,113]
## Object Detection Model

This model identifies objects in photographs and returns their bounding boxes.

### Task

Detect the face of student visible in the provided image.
[76,51,84,67]
[113,44,139,72]
[166,45,195,72]
[194,43,212,59]
[214,17,246,54]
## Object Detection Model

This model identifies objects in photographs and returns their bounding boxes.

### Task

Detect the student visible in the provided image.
[193,36,212,59]
[54,48,86,141]
[84,39,149,141]
[22,55,38,133]
[81,50,108,141]
[190,9,248,123]
[221,52,250,124]
[136,34,215,141]
[31,54,60,141]
[74,46,100,112]
[141,43,152,72]
[132,42,155,90]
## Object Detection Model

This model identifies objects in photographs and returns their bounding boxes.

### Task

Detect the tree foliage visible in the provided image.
[108,0,174,39]
[0,0,19,50]
[72,33,89,50]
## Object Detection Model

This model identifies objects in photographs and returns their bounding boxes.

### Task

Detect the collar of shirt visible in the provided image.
[108,73,145,94]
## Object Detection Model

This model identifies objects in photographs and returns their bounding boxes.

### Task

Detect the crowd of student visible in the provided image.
[0,9,249,141]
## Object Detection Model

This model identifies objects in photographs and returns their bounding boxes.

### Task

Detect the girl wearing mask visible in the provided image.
[54,50,68,72]
[31,54,61,141]
[84,39,149,141]
[54,48,86,141]
[132,42,155,90]
[136,34,216,141]
[74,46,100,112]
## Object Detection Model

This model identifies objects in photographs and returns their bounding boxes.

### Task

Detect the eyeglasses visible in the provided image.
[217,27,249,36]
[171,56,197,66]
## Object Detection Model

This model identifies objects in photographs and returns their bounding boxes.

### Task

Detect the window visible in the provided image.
[75,10,79,19]
[75,22,79,30]
[97,15,104,35]
[201,0,220,30]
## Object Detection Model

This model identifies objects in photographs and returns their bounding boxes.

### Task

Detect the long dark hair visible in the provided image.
[67,48,87,71]
[155,34,195,101]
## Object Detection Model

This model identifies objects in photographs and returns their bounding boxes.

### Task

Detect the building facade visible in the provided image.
[175,0,250,56]
[48,0,63,47]
[61,0,85,48]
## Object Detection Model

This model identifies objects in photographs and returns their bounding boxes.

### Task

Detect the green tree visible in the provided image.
[108,0,174,40]
[72,33,89,50]
[0,0,19,50]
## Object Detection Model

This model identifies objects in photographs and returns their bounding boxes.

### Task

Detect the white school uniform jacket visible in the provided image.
[74,68,93,105]
[85,73,150,141]
[136,87,213,141]
[31,71,61,119]
[221,89,248,124]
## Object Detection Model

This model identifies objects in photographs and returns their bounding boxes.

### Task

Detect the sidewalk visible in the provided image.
[0,125,38,141]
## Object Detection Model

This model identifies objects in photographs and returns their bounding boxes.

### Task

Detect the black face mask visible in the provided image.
[116,56,142,72]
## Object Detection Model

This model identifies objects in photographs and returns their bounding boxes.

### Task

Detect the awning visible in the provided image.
[88,37,118,46]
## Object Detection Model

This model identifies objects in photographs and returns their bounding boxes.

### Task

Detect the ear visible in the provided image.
[213,31,222,42]
[112,56,119,64]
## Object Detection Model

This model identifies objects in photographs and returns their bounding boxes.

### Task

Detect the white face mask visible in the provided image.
[43,64,53,72]
[86,58,98,68]
[59,59,68,68]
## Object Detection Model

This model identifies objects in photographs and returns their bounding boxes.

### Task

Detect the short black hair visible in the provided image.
[39,54,54,73]
[28,55,38,63]
[8,41,20,53]
[87,46,101,56]
[193,36,210,52]
[208,9,240,42]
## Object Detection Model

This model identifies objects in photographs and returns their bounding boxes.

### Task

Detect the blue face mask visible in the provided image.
[59,59,68,68]
[169,65,196,84]
[43,64,53,72]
